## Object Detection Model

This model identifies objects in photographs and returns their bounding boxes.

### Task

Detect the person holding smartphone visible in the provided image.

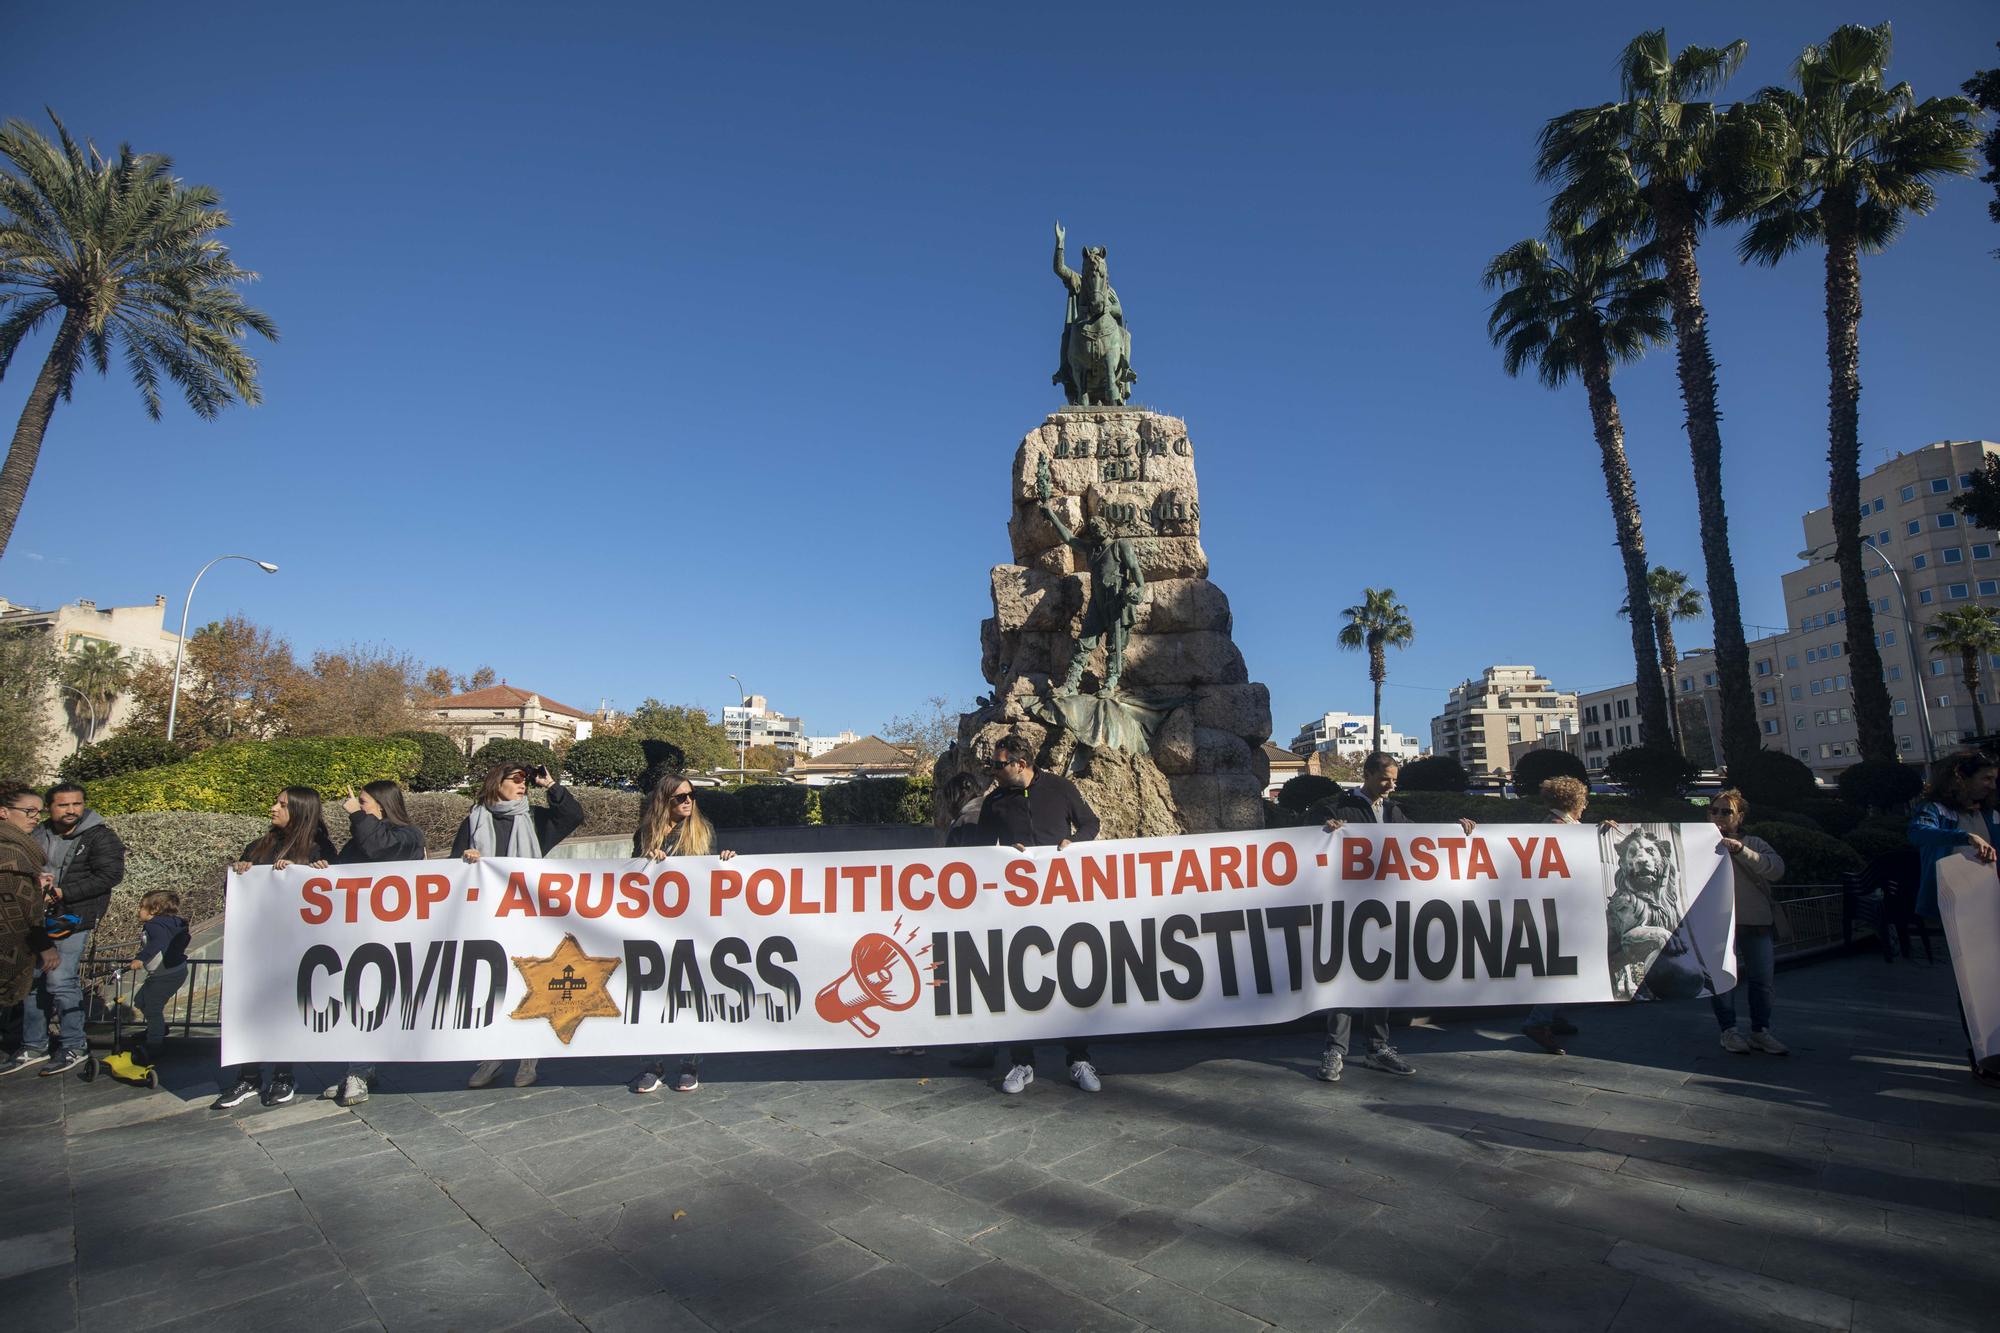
[455,760,584,1089]
[322,780,426,1106]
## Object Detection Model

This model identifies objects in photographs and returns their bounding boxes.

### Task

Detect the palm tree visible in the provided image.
[1620,566,1705,753]
[1539,30,1761,770]
[1723,23,1978,763]
[1929,607,2000,743]
[1336,588,1414,756]
[0,114,276,561]
[1485,222,1673,746]
[60,638,134,743]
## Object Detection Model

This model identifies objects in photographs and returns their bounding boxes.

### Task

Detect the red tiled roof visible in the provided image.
[433,684,592,721]
[795,735,915,769]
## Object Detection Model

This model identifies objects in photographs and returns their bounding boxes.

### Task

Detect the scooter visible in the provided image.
[87,1046,160,1089]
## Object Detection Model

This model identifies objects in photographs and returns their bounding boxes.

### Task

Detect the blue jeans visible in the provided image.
[1711,925,1776,1032]
[23,929,90,1055]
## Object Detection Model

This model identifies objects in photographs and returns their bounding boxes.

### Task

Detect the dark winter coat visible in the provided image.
[35,811,126,928]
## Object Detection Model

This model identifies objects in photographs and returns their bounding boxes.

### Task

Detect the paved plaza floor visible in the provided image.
[3,946,1997,1332]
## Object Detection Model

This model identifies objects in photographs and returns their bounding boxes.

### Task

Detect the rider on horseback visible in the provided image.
[1052,221,1137,407]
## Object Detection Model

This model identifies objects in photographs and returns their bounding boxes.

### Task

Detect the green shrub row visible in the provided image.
[87,737,423,815]
[819,775,934,826]
[394,730,469,791]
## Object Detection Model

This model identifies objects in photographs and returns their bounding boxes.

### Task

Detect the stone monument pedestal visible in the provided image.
[940,409,1273,837]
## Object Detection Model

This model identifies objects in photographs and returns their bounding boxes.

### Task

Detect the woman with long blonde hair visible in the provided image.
[628,773,734,1094]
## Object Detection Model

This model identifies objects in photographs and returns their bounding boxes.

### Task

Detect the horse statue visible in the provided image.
[1052,221,1136,407]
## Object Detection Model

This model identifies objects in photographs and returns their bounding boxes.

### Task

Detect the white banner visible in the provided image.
[220,823,1736,1064]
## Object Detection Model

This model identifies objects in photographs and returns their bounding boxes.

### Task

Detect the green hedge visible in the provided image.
[57,733,191,784]
[393,730,467,791]
[1727,749,1819,809]
[1744,821,1864,886]
[733,784,820,826]
[1513,748,1587,796]
[566,735,646,786]
[87,737,423,815]
[468,738,558,778]
[1606,745,1697,800]
[820,775,934,826]
[1835,759,1923,811]
[1843,814,1910,865]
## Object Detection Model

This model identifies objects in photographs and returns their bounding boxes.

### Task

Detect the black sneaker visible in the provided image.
[630,1064,665,1095]
[0,1050,50,1077]
[672,1060,700,1092]
[261,1073,296,1106]
[40,1049,87,1077]
[1317,1047,1343,1083]
[1360,1046,1415,1076]
[211,1077,260,1110]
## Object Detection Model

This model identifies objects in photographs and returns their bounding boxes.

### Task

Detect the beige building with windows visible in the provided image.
[428,683,595,756]
[1429,665,1577,777]
[0,594,182,775]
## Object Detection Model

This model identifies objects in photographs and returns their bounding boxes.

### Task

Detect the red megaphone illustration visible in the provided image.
[816,931,923,1037]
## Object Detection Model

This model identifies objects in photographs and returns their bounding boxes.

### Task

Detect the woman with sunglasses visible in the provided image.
[626,773,734,1094]
[322,780,426,1106]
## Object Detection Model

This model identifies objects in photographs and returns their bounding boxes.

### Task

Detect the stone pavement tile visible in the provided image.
[1136,1223,1259,1293]
[646,1116,761,1165]
[547,1158,709,1213]
[1606,1240,1853,1329]
[58,1092,200,1137]
[75,1191,316,1276]
[1607,1274,1839,1333]
[1082,1205,1186,1262]
[70,1161,291,1233]
[79,1240,347,1332]
[1314,1206,1501,1304]
[1342,1290,1488,1333]
[137,1269,380,1333]
[683,1143,816,1193]
[354,1240,563,1330]
[884,1131,1033,1186]
[292,1168,470,1250]
[951,1160,1053,1205]
[0,1264,76,1329]
[934,1312,1019,1333]
[944,1258,1141,1333]
[1186,1168,1315,1231]
[580,1292,718,1333]
[600,1182,839,1297]
[253,1119,402,1171]
[1429,1242,1636,1333]
[1588,1125,1826,1190]
[236,1096,350,1137]
[1202,1249,1382,1331]
[1818,1162,1963,1213]
[720,1113,840,1159]
[825,1112,950,1158]
[1100,1147,1245,1210]
[766,1094,894,1137]
[994,1177,1136,1239]
[517,1239,662,1319]
[1105,1274,1269,1333]
[434,1162,554,1226]
[1045,1134,1169,1185]
[1461,1122,1630,1173]
[681,1237,882,1327]
[491,1127,661,1196]
[827,1203,992,1282]
[1851,1298,1988,1332]
[484,1209,618,1268]
[842,1165,1013,1241]
[470,1102,638,1157]
[335,1217,502,1275]
[972,1218,1150,1302]
[0,1225,73,1280]
[737,1262,976,1333]
[1758,1225,2000,1328]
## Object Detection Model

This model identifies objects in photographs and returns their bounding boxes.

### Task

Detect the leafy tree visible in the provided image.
[1541,29,1759,769]
[285,644,433,737]
[1606,744,1697,801]
[1723,22,1979,763]
[1619,567,1703,755]
[626,699,732,774]
[467,666,496,691]
[0,625,56,778]
[0,114,277,561]
[1835,758,1923,811]
[1396,755,1469,793]
[1965,44,2000,257]
[1513,748,1587,797]
[1928,606,2000,742]
[391,730,466,791]
[741,744,790,773]
[57,733,188,783]
[123,615,298,746]
[59,637,134,744]
[1484,222,1672,747]
[1335,589,1413,756]
[882,695,960,773]
[468,737,557,779]
[565,734,646,786]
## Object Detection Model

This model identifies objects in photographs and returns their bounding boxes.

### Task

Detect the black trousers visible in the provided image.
[1009,1042,1090,1067]
[0,1001,20,1054]
[1324,1008,1388,1056]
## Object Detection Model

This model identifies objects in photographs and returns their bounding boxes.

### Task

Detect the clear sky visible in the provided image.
[3,2,1995,745]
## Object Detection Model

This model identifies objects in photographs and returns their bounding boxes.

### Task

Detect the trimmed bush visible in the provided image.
[733,784,819,827]
[1835,759,1924,812]
[88,737,422,815]
[695,787,743,828]
[1755,809,1823,833]
[1792,798,1865,838]
[1727,749,1819,810]
[1743,821,1864,885]
[1277,774,1341,813]
[1606,745,1697,801]
[821,776,934,826]
[1843,814,1909,864]
[1397,755,1469,793]
[566,735,646,787]
[57,733,190,784]
[393,730,467,792]
[92,811,267,946]
[1512,749,1587,797]
[468,738,558,779]
[563,787,643,842]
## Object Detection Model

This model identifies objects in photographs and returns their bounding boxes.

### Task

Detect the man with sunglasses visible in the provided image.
[0,784,60,1077]
[974,735,1104,1094]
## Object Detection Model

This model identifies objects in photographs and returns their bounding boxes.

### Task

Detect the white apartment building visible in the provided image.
[0,594,182,775]
[724,694,806,753]
[1287,710,1422,764]
[1430,665,1578,777]
[802,730,860,758]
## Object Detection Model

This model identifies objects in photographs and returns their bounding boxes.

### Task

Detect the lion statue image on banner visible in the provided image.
[1603,826,1686,1000]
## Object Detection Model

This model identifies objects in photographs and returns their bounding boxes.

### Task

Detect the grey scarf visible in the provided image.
[466,798,542,858]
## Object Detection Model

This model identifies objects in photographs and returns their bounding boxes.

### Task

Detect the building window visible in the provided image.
[1786,654,1798,669]
[1831,643,1843,657]
[1885,631,1897,646]
[1889,665,1902,681]
[1940,694,1952,708]
[1704,672,1717,687]
[1901,484,1917,502]
[1813,709,1827,726]
[1908,520,1923,536]
[1893,699,1908,716]
[1933,478,1952,494]
[1976,544,1992,560]
[1899,734,1914,750]
[1836,675,1847,690]
[1619,726,1632,746]
[1944,548,1965,564]
[1795,714,1808,730]
[1680,677,1693,693]
[1799,748,1811,760]
[1920,589,1935,605]
[1810,680,1822,696]
[1872,496,1886,512]
[1756,660,1772,676]
[1932,659,1947,676]
[1758,689,1775,705]
[1950,583,1970,599]
[1986,581,2000,597]
[1762,719,1780,735]
[1789,685,1802,700]
[1939,512,1959,528]
[1913,554,1928,570]
[1877,530,1891,545]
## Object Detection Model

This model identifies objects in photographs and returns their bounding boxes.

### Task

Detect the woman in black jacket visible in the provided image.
[625,774,733,1094]
[323,780,425,1106]
[213,787,336,1111]
[457,761,584,1088]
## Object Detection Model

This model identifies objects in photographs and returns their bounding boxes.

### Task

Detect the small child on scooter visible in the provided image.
[124,891,190,1066]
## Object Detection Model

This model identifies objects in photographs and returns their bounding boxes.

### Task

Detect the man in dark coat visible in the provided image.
[27,782,125,1074]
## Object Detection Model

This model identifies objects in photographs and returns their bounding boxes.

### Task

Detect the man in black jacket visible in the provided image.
[976,735,1105,1094]
[1308,754,1473,1085]
[27,782,126,1074]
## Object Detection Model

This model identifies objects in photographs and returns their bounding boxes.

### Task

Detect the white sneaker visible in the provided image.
[1719,1029,1751,1054]
[467,1060,503,1089]
[1748,1030,1789,1055]
[336,1074,370,1106]
[1000,1064,1034,1094]
[513,1059,540,1087]
[1068,1060,1102,1093]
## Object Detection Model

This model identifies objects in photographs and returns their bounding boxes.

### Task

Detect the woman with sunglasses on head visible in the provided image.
[626,773,734,1094]
[457,760,585,1089]
[212,787,337,1110]
[321,780,426,1106]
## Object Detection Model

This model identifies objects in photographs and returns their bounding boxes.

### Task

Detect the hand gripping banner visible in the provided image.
[220,823,1736,1065]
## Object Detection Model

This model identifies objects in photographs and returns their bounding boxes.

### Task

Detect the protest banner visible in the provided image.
[220,823,1735,1064]
[1938,850,2000,1070]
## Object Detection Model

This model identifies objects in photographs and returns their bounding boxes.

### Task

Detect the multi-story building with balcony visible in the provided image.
[1429,665,1577,777]
[1287,710,1423,764]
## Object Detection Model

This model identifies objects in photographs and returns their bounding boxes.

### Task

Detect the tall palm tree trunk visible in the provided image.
[1579,346,1672,745]
[1369,640,1386,754]
[1652,610,1683,753]
[1963,652,1986,741]
[1823,203,1897,763]
[1650,189,1758,768]
[0,311,82,561]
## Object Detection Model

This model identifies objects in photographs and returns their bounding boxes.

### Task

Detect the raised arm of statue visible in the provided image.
[1039,500,1076,547]
[1052,220,1081,294]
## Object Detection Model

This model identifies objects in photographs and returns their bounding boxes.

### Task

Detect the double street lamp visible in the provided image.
[167,554,279,742]
[1797,537,1934,762]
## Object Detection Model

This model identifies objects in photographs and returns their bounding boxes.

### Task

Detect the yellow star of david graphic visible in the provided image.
[509,934,621,1045]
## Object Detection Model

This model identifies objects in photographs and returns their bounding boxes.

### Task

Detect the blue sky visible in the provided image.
[3,2,1995,745]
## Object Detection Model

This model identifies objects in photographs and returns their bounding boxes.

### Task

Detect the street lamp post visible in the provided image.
[167,555,279,742]
[61,686,96,754]
[727,674,749,779]
[1799,538,1934,762]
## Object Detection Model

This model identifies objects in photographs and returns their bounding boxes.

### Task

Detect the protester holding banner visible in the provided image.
[214,787,337,1109]
[1908,751,2000,1084]
[460,761,585,1089]
[1704,790,1789,1055]
[941,771,994,848]
[978,735,1105,1094]
[1519,776,1618,1055]
[626,773,734,1095]
[0,783,58,1078]
[321,781,425,1106]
